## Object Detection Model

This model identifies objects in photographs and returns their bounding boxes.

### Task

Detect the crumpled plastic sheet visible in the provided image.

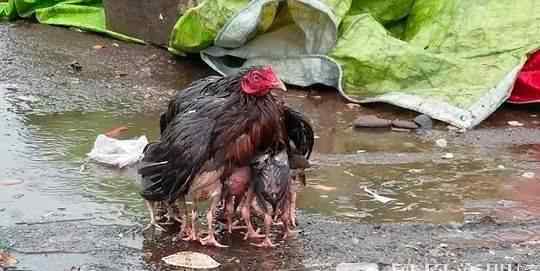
[87,134,148,168]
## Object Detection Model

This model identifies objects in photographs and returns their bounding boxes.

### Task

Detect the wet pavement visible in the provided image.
[1,21,540,271]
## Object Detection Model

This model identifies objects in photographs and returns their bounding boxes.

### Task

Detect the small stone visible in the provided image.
[353,115,391,128]
[408,169,424,174]
[93,44,105,49]
[12,193,24,199]
[311,95,322,100]
[0,179,24,186]
[391,120,419,129]
[435,139,448,148]
[497,165,505,169]
[112,43,120,47]
[442,153,454,159]
[320,195,329,198]
[508,121,524,127]
[356,150,366,153]
[346,103,361,110]
[522,172,535,178]
[336,262,379,271]
[414,114,433,130]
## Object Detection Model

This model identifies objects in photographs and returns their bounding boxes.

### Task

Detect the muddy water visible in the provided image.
[1,84,534,228]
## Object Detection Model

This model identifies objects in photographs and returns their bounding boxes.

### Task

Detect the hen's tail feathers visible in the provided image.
[284,107,314,160]
[138,142,169,201]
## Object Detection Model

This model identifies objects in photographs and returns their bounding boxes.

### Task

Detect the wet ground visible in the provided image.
[1,21,540,271]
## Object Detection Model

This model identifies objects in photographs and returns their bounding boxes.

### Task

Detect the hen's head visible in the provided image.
[240,66,287,96]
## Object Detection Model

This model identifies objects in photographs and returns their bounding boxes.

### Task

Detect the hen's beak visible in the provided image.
[274,80,287,92]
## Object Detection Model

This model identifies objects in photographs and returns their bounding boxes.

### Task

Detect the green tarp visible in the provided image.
[0,0,141,42]
[2,0,539,128]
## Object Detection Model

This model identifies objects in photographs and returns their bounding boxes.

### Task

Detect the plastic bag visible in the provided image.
[87,134,148,168]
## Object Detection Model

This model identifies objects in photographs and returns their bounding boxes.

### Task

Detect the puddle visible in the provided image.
[0,88,533,227]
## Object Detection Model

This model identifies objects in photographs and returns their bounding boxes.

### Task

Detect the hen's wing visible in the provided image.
[160,115,217,201]
[159,75,222,134]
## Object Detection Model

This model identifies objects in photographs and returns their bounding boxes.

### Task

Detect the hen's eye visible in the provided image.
[252,73,262,81]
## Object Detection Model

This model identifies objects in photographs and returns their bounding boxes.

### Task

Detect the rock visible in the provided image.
[391,120,419,129]
[508,121,524,127]
[346,103,361,110]
[336,263,379,271]
[353,115,391,128]
[435,139,448,148]
[414,114,433,130]
[162,251,220,269]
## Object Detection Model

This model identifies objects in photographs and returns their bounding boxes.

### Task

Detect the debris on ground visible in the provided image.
[414,114,433,130]
[353,115,391,128]
[0,179,24,186]
[508,121,525,127]
[162,251,220,269]
[68,61,82,73]
[442,153,454,159]
[309,184,337,192]
[391,127,411,133]
[346,103,361,110]
[87,134,148,168]
[92,44,105,49]
[0,251,17,269]
[521,172,535,178]
[363,187,396,204]
[435,139,448,148]
[104,126,129,138]
[391,119,418,129]
[336,262,378,271]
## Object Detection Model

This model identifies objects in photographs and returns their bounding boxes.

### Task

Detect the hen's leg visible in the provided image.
[242,190,265,239]
[251,213,275,248]
[143,200,166,232]
[200,194,228,247]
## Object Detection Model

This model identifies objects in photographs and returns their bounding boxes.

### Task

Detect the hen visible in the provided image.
[139,66,289,246]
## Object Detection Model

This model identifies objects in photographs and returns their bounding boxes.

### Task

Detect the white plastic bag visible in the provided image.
[87,134,149,168]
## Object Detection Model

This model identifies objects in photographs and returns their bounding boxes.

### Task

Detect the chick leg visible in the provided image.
[200,193,228,247]
[177,196,191,238]
[225,195,236,234]
[251,213,275,248]
[290,190,297,228]
[143,200,166,232]
[164,199,183,224]
[182,201,199,242]
[242,190,265,240]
